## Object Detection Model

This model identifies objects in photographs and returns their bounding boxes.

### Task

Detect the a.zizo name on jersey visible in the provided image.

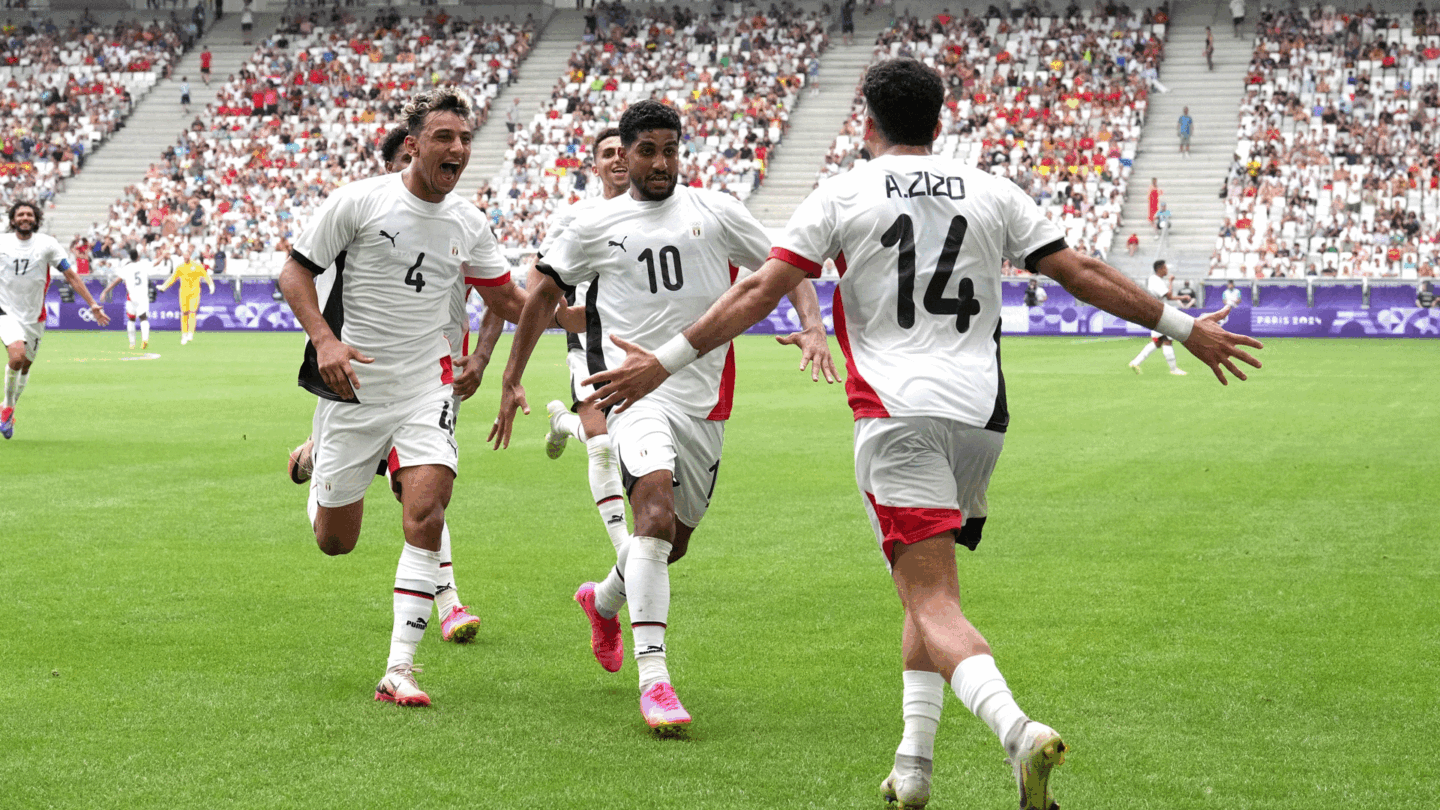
[884,171,967,200]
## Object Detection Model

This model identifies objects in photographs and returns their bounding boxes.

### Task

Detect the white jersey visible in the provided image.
[0,231,69,324]
[541,186,770,420]
[540,195,615,356]
[291,173,510,404]
[1147,273,1174,305]
[773,154,1066,430]
[115,259,153,302]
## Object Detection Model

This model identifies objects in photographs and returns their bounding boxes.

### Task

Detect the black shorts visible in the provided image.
[201,66,211,74]
[181,94,191,103]
[242,22,253,31]
[842,20,855,33]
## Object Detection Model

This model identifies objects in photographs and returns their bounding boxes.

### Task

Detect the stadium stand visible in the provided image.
[0,15,189,210]
[1212,3,1440,279]
[477,2,828,251]
[72,9,534,276]
[813,4,1170,264]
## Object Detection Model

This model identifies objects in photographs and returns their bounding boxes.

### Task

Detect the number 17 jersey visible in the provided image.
[771,154,1066,431]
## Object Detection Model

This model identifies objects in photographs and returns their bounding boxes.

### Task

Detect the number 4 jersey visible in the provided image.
[290,173,510,404]
[772,154,1066,431]
[539,186,770,420]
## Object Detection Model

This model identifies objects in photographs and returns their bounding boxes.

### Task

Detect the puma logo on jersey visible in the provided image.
[380,229,399,247]
[608,236,628,252]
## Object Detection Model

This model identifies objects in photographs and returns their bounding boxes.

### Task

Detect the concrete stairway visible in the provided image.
[1107,0,1253,277]
[46,11,276,241]
[746,13,892,228]
[459,8,576,203]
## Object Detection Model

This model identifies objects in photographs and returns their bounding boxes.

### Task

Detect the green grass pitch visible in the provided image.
[1,331,1435,809]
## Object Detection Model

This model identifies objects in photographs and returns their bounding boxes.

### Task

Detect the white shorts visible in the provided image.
[854,416,1004,564]
[0,313,43,362]
[609,400,725,529]
[310,385,458,508]
[567,348,597,408]
[125,298,150,319]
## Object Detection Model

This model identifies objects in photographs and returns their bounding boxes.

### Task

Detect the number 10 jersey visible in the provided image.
[772,154,1067,431]
[539,186,771,421]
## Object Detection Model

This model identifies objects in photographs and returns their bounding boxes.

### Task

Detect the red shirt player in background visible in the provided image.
[200,49,212,86]
[587,59,1263,810]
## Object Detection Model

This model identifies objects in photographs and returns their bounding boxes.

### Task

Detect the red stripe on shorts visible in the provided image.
[866,491,967,562]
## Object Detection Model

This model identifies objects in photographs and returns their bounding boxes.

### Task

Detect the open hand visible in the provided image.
[776,325,839,383]
[488,379,529,449]
[581,335,670,414]
[1181,305,1264,385]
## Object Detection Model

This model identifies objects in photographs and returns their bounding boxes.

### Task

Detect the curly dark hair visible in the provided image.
[619,99,682,146]
[380,125,410,165]
[7,200,42,231]
[862,59,945,147]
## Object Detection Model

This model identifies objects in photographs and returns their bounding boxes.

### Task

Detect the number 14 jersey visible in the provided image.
[540,186,770,421]
[772,154,1067,431]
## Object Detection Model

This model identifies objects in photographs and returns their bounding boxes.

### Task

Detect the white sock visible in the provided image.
[3,366,16,408]
[388,542,441,670]
[435,522,461,616]
[127,319,136,344]
[898,670,946,760]
[586,434,629,550]
[950,654,1028,753]
[1131,342,1157,365]
[555,410,586,442]
[627,535,672,693]
[594,536,629,619]
[14,372,27,404]
[1162,344,1179,371]
[140,319,150,343]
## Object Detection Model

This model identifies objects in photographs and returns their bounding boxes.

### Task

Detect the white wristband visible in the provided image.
[1155,306,1195,343]
[654,334,699,375]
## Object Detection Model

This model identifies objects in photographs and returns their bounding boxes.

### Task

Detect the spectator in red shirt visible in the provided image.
[200,50,212,86]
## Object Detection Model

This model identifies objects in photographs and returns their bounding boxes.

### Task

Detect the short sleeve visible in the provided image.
[463,218,510,287]
[44,238,70,272]
[715,193,771,271]
[771,185,838,278]
[291,185,358,274]
[999,181,1066,272]
[537,216,595,293]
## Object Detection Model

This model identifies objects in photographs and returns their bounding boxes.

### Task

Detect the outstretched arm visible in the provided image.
[99,276,121,302]
[1036,247,1262,384]
[62,268,110,326]
[204,267,215,294]
[158,268,180,292]
[583,258,811,412]
[488,269,566,449]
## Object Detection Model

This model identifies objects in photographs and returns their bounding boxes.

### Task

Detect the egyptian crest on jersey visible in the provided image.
[689,222,703,238]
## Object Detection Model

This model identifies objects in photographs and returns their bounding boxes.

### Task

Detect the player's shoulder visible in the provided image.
[333,172,401,205]
[679,185,752,223]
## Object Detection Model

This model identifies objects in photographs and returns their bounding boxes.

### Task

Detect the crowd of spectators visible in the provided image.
[0,14,190,210]
[819,3,1169,264]
[74,9,534,275]
[478,1,828,251]
[1213,3,1440,279]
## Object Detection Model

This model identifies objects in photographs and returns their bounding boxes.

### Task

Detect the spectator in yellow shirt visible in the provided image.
[159,248,214,345]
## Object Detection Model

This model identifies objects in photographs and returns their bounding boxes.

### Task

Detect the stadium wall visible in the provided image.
[45,279,1440,340]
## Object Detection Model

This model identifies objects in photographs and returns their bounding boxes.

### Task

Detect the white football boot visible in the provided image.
[880,753,932,809]
[1005,720,1067,810]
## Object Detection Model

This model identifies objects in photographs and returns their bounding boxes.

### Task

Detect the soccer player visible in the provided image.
[287,124,498,647]
[583,60,1262,809]
[490,100,832,733]
[1,201,110,440]
[159,248,214,345]
[1129,260,1194,376]
[277,89,528,707]
[100,247,154,349]
[532,127,637,644]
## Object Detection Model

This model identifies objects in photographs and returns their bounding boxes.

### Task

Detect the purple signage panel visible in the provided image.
[45,279,1439,339]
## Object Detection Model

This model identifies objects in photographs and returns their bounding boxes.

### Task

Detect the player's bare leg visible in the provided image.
[376,464,452,707]
[311,499,364,556]
[886,536,1065,810]
[139,314,150,349]
[623,470,690,734]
